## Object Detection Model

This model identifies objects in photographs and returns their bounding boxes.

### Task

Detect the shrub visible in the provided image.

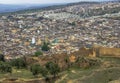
[76,57,101,68]
[41,41,50,51]
[0,54,5,62]
[30,64,48,77]
[30,64,41,76]
[10,58,27,69]
[0,61,12,73]
[45,62,60,78]
[34,51,43,57]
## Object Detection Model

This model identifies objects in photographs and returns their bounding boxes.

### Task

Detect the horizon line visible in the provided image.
[0,1,110,5]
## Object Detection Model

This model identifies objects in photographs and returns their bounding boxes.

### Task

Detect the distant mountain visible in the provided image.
[0,4,61,13]
[0,4,27,13]
[0,0,119,14]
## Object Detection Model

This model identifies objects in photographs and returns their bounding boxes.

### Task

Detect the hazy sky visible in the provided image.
[0,0,111,4]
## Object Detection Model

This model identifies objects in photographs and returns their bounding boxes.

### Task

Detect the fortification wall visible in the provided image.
[99,47,120,57]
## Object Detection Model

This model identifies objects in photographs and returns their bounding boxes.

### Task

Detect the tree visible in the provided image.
[30,64,41,76]
[30,64,49,78]
[10,58,27,69]
[0,54,5,62]
[41,41,50,51]
[39,67,48,78]
[0,61,12,73]
[64,56,71,68]
[39,67,49,82]
[45,62,60,78]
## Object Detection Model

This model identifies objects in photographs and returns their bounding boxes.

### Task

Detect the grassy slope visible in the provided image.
[0,68,34,81]
[56,56,120,83]
[0,56,120,83]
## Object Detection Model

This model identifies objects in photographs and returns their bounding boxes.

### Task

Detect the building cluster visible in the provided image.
[0,2,120,58]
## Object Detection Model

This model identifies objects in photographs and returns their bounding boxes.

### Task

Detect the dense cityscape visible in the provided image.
[0,2,120,58]
[0,1,120,83]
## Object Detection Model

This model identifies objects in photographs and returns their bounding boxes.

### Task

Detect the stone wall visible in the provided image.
[98,47,120,57]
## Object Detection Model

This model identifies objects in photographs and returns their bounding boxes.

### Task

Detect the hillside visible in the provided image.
[0,1,120,83]
[55,55,120,83]
[0,49,120,83]
[2,1,120,17]
[0,2,98,15]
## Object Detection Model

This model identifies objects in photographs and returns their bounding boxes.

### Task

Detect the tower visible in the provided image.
[31,37,35,44]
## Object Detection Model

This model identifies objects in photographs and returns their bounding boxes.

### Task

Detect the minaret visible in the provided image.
[31,37,35,44]
[102,6,105,11]
[19,24,22,28]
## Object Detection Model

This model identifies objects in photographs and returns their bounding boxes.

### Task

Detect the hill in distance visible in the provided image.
[0,0,119,13]
[0,3,63,13]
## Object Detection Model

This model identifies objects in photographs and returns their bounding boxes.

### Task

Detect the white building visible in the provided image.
[31,37,36,44]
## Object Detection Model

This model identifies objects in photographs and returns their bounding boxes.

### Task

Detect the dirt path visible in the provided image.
[55,74,68,83]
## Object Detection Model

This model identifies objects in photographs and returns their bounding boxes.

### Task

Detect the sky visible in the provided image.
[0,0,112,4]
